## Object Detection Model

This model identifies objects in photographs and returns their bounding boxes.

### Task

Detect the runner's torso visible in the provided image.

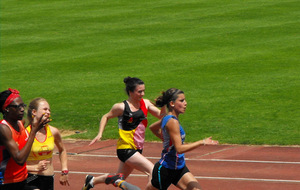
[0,120,28,184]
[26,125,54,161]
[159,115,186,169]
[117,99,148,150]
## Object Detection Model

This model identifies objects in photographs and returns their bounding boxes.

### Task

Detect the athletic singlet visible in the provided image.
[0,120,28,184]
[117,99,148,150]
[26,125,54,161]
[159,115,186,170]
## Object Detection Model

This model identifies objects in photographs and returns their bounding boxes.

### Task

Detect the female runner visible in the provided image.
[26,97,69,190]
[82,77,165,190]
[146,88,219,190]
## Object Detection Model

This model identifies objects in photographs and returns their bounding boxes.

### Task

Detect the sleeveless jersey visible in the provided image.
[0,120,28,184]
[117,99,148,150]
[26,125,54,161]
[159,115,186,170]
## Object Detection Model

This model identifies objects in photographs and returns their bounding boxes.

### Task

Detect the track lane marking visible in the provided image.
[54,171,300,183]
[62,153,300,165]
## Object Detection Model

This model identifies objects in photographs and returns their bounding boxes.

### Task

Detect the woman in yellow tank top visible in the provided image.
[25,98,69,190]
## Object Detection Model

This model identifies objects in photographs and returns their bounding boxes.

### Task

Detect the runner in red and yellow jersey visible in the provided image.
[82,77,165,190]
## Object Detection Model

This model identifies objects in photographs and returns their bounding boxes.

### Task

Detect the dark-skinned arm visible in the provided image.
[0,115,49,165]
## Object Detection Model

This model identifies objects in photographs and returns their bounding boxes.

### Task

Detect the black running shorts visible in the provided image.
[151,162,190,190]
[0,180,36,190]
[117,149,143,162]
[26,173,54,190]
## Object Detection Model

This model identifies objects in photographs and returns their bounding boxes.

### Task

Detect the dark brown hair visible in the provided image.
[123,76,144,96]
[155,88,184,109]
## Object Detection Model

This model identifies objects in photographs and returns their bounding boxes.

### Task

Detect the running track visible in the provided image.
[53,140,300,190]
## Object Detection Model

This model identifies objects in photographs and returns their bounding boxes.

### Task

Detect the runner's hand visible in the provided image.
[37,160,50,171]
[204,137,219,145]
[89,135,102,146]
[60,174,70,186]
[31,113,51,132]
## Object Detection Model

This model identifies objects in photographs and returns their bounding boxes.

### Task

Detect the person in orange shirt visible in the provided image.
[0,88,49,190]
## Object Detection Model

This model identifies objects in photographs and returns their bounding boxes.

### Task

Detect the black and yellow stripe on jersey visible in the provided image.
[117,99,148,150]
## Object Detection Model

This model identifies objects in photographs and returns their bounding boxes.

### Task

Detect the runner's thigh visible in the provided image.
[125,152,154,176]
[176,172,202,190]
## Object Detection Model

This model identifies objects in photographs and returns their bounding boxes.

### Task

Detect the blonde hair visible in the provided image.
[27,97,48,124]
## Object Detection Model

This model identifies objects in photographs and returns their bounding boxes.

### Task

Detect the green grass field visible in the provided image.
[1,0,299,145]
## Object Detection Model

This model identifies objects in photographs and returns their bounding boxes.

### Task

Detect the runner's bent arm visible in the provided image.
[89,103,124,146]
[144,99,166,119]
[52,126,69,186]
[26,160,50,172]
[166,119,218,154]
[0,122,44,165]
[52,126,68,171]
[149,120,162,140]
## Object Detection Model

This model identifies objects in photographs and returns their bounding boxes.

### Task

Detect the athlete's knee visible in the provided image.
[186,181,202,190]
[145,182,157,190]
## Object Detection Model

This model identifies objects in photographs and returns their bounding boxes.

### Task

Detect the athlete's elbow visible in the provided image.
[15,158,26,166]
[13,153,27,165]
[175,147,185,154]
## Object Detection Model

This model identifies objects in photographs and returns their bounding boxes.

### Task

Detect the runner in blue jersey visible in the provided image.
[159,114,186,170]
[146,88,219,190]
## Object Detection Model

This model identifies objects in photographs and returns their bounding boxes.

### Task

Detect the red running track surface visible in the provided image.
[53,140,300,190]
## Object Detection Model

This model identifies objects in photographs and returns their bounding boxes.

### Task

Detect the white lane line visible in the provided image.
[195,176,300,183]
[198,158,300,165]
[195,146,237,158]
[54,171,300,183]
[65,153,300,165]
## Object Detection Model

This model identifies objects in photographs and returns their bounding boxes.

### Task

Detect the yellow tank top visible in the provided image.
[26,125,55,161]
